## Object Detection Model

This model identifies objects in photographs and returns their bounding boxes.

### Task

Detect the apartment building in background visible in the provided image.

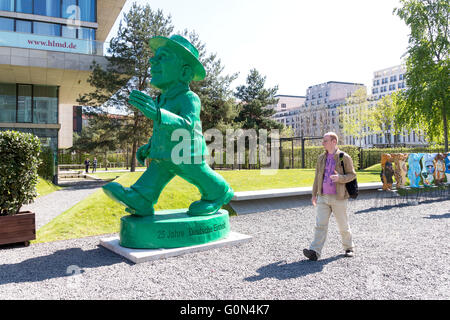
[0,0,126,153]
[297,81,365,142]
[344,65,427,147]
[270,94,305,134]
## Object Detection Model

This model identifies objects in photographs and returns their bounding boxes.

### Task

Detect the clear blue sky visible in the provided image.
[106,0,410,96]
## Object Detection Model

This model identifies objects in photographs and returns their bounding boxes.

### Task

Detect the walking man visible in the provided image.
[303,132,356,261]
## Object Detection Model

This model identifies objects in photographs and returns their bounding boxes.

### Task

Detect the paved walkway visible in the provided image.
[22,179,108,229]
[1,193,449,300]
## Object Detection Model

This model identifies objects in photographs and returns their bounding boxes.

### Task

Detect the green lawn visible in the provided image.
[35,168,381,244]
[36,177,61,197]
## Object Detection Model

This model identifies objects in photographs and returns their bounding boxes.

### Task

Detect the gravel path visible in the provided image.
[1,191,449,300]
[21,179,108,229]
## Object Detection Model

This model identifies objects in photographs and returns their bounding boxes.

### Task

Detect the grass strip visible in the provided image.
[35,169,381,243]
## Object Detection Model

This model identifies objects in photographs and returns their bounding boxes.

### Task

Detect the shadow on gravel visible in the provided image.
[244,255,343,282]
[354,198,449,215]
[0,246,132,285]
[353,203,411,214]
[424,212,450,219]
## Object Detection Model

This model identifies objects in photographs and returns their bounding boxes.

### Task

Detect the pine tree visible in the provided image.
[234,69,283,131]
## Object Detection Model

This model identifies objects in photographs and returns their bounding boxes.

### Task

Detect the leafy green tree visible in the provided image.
[234,69,283,131]
[370,93,405,145]
[339,87,374,147]
[394,0,449,151]
[180,30,240,133]
[78,3,174,171]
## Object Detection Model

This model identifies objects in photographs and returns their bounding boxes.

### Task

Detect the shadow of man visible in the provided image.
[0,246,131,286]
[244,255,343,282]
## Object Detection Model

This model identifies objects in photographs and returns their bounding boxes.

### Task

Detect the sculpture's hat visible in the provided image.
[149,34,206,81]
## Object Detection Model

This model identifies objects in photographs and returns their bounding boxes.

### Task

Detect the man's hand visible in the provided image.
[312,196,317,206]
[136,143,150,166]
[129,90,159,121]
[330,170,339,183]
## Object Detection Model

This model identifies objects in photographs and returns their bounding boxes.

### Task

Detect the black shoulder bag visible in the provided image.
[339,152,358,199]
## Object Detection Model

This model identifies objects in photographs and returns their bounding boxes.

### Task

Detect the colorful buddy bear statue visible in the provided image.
[392,153,408,189]
[421,153,437,187]
[407,153,424,188]
[445,153,450,184]
[433,153,446,185]
[380,154,395,190]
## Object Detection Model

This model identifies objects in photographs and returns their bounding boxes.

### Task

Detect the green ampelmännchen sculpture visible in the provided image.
[102,35,234,249]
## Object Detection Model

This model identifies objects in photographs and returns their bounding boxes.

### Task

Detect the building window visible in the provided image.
[16,0,32,14]
[0,83,58,124]
[79,0,97,22]
[16,19,32,33]
[62,0,78,18]
[34,0,61,18]
[17,84,33,123]
[62,25,77,38]
[0,17,14,31]
[0,0,14,11]
[0,83,16,122]
[78,26,95,40]
[33,85,58,124]
[33,21,61,36]
[281,103,286,109]
[399,74,404,80]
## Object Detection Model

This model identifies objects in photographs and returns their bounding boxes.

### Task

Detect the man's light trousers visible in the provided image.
[309,194,354,258]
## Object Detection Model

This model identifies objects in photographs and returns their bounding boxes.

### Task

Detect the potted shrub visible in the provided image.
[0,130,42,246]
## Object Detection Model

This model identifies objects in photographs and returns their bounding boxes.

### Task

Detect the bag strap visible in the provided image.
[339,152,346,174]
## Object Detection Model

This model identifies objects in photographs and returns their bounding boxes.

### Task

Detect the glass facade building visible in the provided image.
[0,0,125,160]
[0,0,96,22]
[0,0,96,39]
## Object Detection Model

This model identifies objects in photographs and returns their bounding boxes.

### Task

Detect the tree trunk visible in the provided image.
[131,140,137,172]
[130,114,141,173]
[443,106,448,152]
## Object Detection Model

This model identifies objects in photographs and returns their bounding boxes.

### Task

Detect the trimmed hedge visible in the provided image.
[0,130,41,216]
[38,146,55,181]
[360,146,446,169]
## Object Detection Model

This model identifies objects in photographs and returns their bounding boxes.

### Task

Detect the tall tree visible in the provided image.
[77,3,174,171]
[180,30,240,133]
[234,69,283,131]
[339,87,374,147]
[394,0,449,151]
[370,93,404,146]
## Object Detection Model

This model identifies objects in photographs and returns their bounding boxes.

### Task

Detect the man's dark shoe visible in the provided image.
[303,249,318,261]
[344,249,354,257]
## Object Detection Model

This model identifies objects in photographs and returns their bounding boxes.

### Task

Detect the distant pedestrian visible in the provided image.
[303,132,356,261]
[92,157,97,173]
[84,158,90,173]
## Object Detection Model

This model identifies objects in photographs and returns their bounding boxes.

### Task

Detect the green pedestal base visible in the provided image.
[119,209,230,249]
